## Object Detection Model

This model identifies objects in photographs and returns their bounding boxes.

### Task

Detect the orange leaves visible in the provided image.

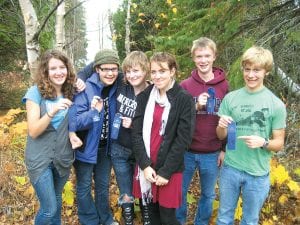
[4,162,15,173]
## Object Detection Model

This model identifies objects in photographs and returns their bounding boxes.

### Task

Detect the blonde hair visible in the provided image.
[122,51,150,80]
[191,37,217,58]
[241,46,273,73]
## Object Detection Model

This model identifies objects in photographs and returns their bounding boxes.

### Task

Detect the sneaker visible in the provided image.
[110,222,119,225]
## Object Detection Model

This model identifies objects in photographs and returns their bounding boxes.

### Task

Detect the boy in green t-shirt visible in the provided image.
[216,46,286,225]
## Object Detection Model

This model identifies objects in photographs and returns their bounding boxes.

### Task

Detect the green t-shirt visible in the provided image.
[218,87,286,176]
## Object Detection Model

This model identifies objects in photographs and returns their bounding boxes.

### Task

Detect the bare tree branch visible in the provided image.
[64,0,86,18]
[34,0,65,40]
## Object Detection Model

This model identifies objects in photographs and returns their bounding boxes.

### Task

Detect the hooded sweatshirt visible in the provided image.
[180,67,229,153]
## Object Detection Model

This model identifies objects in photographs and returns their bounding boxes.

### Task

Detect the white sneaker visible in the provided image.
[110,222,119,225]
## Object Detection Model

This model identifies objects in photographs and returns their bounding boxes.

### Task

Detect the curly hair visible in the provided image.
[34,49,77,100]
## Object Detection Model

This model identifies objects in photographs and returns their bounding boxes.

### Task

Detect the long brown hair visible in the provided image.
[35,49,76,100]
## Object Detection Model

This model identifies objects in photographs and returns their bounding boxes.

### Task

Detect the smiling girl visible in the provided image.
[23,50,76,225]
[132,52,195,225]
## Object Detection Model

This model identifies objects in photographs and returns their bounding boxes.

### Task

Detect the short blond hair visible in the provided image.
[122,51,150,76]
[191,37,217,58]
[241,46,273,73]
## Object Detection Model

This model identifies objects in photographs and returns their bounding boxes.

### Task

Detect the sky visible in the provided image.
[83,0,122,62]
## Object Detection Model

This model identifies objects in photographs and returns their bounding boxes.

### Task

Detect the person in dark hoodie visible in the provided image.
[176,37,229,225]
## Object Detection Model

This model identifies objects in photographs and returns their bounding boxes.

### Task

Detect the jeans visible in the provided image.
[74,147,114,225]
[176,151,220,225]
[216,165,270,225]
[33,163,69,225]
[110,142,134,205]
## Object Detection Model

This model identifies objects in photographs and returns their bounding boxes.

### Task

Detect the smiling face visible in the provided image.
[150,61,175,93]
[48,58,67,89]
[125,65,147,88]
[243,63,267,92]
[95,63,119,86]
[193,46,216,76]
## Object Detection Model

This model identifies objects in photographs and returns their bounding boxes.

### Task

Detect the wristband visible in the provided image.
[261,138,269,149]
[46,111,54,118]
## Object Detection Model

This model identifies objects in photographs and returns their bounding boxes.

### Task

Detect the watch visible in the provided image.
[261,138,269,149]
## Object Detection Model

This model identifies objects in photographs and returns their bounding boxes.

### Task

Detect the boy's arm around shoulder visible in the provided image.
[69,90,100,132]
[77,62,94,82]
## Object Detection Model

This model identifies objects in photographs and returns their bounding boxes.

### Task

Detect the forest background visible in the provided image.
[0,0,299,224]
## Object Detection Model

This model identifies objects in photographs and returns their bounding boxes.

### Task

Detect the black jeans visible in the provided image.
[148,202,181,225]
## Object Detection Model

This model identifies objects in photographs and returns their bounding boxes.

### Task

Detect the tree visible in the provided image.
[125,0,131,54]
[18,0,40,75]
[0,0,26,71]
[55,0,65,50]
[17,0,87,75]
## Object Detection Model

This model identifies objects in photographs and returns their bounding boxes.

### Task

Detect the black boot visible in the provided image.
[122,202,134,225]
[140,203,151,225]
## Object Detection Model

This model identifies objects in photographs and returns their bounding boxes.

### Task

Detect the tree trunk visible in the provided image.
[18,0,40,77]
[108,9,117,51]
[55,1,65,50]
[125,0,131,55]
[276,67,300,97]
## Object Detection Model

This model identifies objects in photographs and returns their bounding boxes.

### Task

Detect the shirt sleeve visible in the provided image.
[272,100,287,130]
[22,85,42,105]
[77,62,95,82]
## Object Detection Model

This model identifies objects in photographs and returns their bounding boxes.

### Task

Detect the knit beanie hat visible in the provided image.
[93,49,120,68]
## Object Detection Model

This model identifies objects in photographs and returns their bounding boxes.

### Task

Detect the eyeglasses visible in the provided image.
[99,67,118,73]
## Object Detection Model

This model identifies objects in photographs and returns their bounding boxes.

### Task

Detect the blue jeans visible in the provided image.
[176,151,220,225]
[111,142,134,205]
[33,163,69,225]
[216,165,270,225]
[74,147,114,225]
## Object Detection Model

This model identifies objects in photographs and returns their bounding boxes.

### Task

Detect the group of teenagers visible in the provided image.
[23,37,286,225]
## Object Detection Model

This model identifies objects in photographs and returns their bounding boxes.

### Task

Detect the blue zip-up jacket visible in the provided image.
[69,72,118,164]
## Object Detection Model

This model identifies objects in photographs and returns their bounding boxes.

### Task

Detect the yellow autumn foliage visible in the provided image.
[62,181,75,206]
[9,121,27,135]
[0,108,24,125]
[132,3,137,9]
[278,194,288,205]
[287,180,300,193]
[14,176,27,186]
[166,0,172,6]
[270,163,290,186]
[234,197,242,220]
[294,167,300,177]
[172,7,177,14]
[261,219,274,225]
[160,13,167,19]
[137,18,145,24]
